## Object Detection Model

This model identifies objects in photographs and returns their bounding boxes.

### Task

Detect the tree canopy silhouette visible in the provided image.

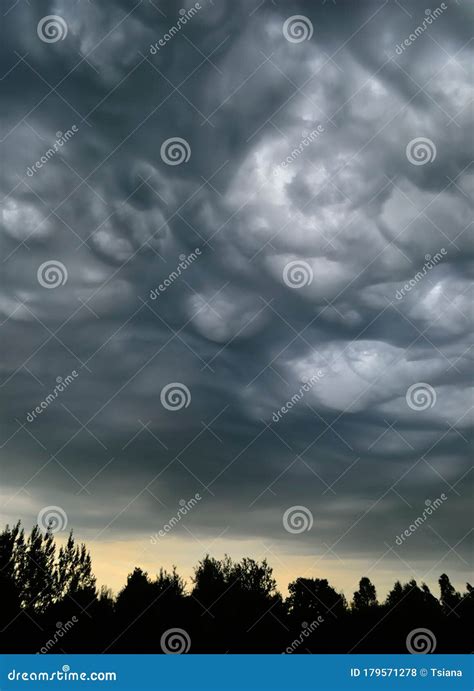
[0,522,472,654]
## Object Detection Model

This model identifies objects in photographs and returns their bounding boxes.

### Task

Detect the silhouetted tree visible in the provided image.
[113,568,155,651]
[111,566,188,653]
[0,521,471,654]
[20,525,57,612]
[191,555,284,652]
[57,532,96,601]
[0,523,24,652]
[287,577,347,620]
[352,577,377,611]
[439,573,462,613]
[191,555,229,606]
[457,582,474,622]
[285,577,349,652]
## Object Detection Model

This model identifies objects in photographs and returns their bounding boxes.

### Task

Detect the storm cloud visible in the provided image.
[1,0,472,593]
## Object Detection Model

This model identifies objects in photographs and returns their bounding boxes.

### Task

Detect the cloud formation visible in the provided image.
[1,0,472,591]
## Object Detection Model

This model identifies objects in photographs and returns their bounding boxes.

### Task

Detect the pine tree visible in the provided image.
[20,526,57,612]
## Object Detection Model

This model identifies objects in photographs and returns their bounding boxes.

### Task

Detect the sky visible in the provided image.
[0,0,472,598]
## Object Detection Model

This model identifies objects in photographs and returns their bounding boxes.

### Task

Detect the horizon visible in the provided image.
[1,0,472,653]
[4,519,471,601]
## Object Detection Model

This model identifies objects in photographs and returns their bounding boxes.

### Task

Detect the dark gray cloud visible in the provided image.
[1,0,472,589]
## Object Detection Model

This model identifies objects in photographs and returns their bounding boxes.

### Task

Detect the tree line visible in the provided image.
[1,522,471,654]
